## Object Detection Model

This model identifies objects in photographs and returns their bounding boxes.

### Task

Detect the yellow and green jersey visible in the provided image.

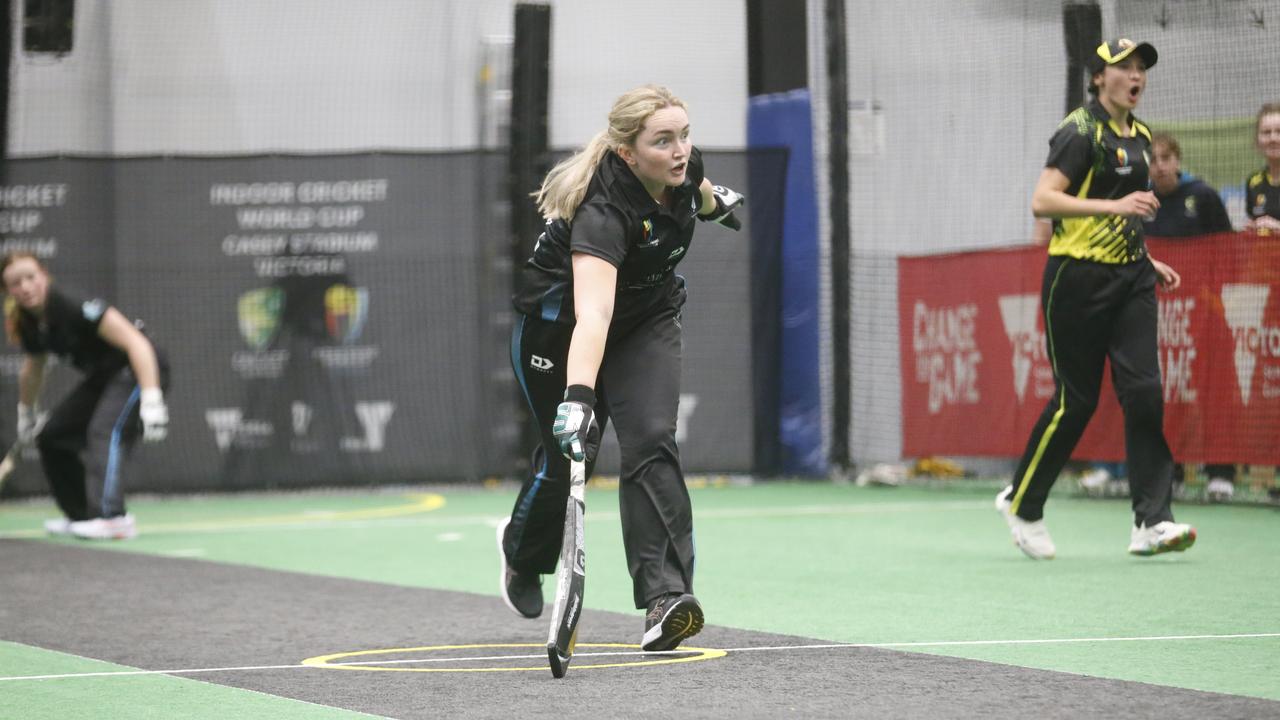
[1244,168,1279,222]
[1044,99,1153,264]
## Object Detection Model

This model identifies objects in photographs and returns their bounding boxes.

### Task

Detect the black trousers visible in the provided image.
[505,308,694,609]
[1008,256,1176,527]
[38,368,143,521]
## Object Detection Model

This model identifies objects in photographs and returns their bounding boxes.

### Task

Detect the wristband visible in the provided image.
[141,388,164,405]
[563,384,596,407]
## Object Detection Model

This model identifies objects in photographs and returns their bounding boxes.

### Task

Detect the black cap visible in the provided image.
[1088,38,1158,74]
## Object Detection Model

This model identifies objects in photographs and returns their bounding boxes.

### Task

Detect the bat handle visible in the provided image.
[569,459,586,497]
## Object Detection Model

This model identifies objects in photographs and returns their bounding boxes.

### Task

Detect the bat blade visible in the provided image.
[547,459,586,678]
[0,442,22,496]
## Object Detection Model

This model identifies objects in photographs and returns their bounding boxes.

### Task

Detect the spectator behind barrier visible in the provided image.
[1144,131,1237,501]
[1243,102,1280,235]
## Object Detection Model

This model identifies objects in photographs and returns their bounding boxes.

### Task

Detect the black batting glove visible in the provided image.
[698,184,745,231]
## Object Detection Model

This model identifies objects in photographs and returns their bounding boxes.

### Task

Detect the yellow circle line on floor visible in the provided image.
[133,493,448,533]
[302,642,726,673]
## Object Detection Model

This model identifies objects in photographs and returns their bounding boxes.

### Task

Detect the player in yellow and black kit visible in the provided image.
[996,39,1197,559]
[1244,102,1280,234]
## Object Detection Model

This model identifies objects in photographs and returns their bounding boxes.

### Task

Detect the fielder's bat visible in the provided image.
[0,441,23,496]
[547,458,586,678]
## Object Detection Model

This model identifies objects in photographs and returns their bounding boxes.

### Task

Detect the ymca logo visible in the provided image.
[341,401,395,452]
[530,355,554,372]
[998,294,1046,402]
[1221,284,1276,406]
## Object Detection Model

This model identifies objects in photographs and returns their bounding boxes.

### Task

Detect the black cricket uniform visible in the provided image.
[1244,168,1280,223]
[1006,99,1178,528]
[506,147,706,609]
[1145,172,1233,237]
[17,286,168,521]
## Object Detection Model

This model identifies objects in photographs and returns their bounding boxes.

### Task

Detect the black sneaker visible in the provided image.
[640,592,704,651]
[496,516,543,619]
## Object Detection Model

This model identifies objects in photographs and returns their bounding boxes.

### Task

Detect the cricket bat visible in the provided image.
[546,458,586,678]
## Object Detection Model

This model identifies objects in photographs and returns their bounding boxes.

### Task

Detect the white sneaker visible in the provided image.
[68,514,137,541]
[1205,478,1234,503]
[996,486,1056,559]
[1079,468,1111,493]
[1128,521,1196,556]
[43,517,72,536]
[855,463,907,487]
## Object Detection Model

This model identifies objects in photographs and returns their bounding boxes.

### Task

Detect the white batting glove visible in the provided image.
[139,388,169,442]
[17,403,39,445]
[698,184,745,231]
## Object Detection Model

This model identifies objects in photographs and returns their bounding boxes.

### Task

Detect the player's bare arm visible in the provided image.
[567,252,616,389]
[1149,257,1181,290]
[97,306,163,392]
[1032,167,1159,219]
[17,354,47,408]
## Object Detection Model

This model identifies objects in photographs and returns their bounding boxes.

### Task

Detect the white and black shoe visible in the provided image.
[641,592,704,652]
[496,516,543,619]
[68,514,137,541]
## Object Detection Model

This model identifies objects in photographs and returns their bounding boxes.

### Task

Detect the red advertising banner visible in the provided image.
[899,234,1280,464]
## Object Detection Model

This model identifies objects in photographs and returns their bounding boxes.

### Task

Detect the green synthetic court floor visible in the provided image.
[2,480,1278,718]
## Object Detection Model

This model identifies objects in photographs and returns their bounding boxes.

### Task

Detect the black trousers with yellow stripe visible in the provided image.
[1007,255,1176,528]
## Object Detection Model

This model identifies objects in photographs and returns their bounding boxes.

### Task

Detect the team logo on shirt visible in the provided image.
[237,287,283,351]
[81,299,105,322]
[1114,148,1133,175]
[640,219,660,247]
[1256,193,1268,213]
[324,284,369,344]
[1183,196,1198,218]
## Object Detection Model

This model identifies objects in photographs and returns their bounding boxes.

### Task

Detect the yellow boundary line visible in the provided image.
[302,643,726,673]
[0,493,446,538]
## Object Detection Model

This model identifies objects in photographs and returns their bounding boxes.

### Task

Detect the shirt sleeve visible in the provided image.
[569,201,630,267]
[57,288,109,340]
[1045,124,1095,188]
[688,146,706,185]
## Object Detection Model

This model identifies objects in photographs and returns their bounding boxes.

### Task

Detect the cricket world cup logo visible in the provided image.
[324,284,369,345]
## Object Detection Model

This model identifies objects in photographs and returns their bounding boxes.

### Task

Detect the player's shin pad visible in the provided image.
[547,460,586,678]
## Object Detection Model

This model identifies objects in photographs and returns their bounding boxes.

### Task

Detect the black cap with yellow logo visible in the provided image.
[1088,38,1158,74]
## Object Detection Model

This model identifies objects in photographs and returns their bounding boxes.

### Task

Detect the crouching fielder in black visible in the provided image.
[996,39,1196,560]
[2,252,170,540]
[497,85,743,651]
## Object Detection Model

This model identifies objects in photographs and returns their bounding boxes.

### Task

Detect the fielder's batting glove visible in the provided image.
[553,384,600,463]
[698,184,745,231]
[139,388,169,443]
